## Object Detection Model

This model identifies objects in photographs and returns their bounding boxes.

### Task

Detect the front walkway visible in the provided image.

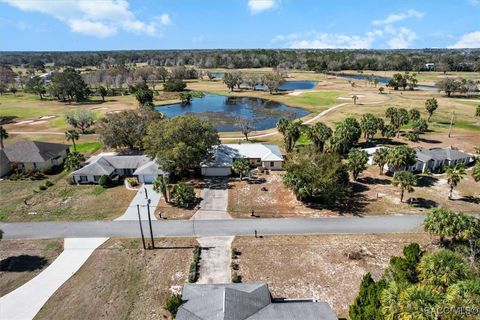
[0,185,161,320]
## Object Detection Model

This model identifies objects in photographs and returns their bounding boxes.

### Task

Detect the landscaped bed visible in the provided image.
[232,233,435,319]
[34,238,196,320]
[0,239,63,296]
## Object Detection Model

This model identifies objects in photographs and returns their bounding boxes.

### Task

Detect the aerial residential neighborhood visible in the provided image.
[0,1,479,320]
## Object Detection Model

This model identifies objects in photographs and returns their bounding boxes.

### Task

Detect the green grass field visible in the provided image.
[75,141,102,154]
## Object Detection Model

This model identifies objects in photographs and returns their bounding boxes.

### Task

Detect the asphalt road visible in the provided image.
[0,215,425,239]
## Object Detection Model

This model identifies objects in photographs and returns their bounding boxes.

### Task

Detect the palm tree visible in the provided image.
[276,118,289,135]
[231,158,250,180]
[472,160,480,182]
[373,147,389,175]
[352,95,358,105]
[381,281,407,320]
[391,171,417,203]
[397,284,444,319]
[445,165,465,200]
[153,175,170,203]
[305,122,332,152]
[423,208,455,243]
[65,130,79,153]
[0,126,8,149]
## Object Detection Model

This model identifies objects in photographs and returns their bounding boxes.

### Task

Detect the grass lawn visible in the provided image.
[75,141,102,154]
[35,238,196,320]
[233,233,434,318]
[0,174,136,222]
[0,239,63,296]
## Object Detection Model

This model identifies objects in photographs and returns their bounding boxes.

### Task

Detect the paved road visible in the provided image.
[0,215,425,240]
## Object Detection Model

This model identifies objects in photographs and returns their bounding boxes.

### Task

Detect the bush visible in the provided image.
[111,175,120,186]
[163,78,186,92]
[171,183,196,208]
[163,294,182,318]
[231,247,241,259]
[126,177,138,187]
[231,262,239,270]
[188,246,201,283]
[232,272,242,283]
[39,185,47,191]
[98,175,111,188]
[45,180,54,187]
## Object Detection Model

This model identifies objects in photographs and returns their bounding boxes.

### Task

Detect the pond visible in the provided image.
[156,93,310,132]
[255,80,317,91]
[337,73,436,91]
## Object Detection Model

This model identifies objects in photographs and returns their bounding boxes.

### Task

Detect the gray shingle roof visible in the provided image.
[415,147,472,163]
[71,157,115,176]
[71,154,155,176]
[177,283,337,320]
[133,161,165,176]
[3,141,69,163]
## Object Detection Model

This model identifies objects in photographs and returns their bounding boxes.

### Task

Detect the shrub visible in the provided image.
[163,294,182,318]
[231,247,241,259]
[171,183,196,208]
[111,175,120,186]
[163,78,186,92]
[39,185,47,191]
[98,175,111,188]
[126,177,138,187]
[188,246,201,283]
[231,262,239,270]
[45,180,54,187]
[232,272,242,283]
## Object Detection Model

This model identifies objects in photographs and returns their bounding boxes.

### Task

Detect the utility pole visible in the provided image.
[448,111,455,138]
[136,204,146,250]
[146,199,155,249]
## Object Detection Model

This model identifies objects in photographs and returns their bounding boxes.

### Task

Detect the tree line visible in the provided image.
[1,49,479,72]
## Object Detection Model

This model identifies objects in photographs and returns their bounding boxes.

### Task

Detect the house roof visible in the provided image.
[201,144,284,168]
[71,154,154,176]
[3,141,69,163]
[133,161,165,176]
[176,283,337,320]
[415,147,472,163]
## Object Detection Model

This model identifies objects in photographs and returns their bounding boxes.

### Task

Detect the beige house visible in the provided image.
[1,141,70,176]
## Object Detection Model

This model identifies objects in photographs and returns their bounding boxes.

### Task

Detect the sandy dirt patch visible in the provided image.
[38,115,56,120]
[14,120,34,125]
[233,233,435,318]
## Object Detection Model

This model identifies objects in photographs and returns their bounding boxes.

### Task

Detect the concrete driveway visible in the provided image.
[115,185,160,221]
[192,178,231,220]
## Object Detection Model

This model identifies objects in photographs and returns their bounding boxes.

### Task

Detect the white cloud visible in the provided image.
[468,0,479,5]
[387,27,418,49]
[159,14,171,26]
[248,0,278,14]
[373,9,423,25]
[273,30,375,49]
[1,0,171,38]
[448,31,480,48]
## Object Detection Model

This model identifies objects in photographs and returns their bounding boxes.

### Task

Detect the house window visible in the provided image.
[270,162,274,167]
[33,163,37,169]
[79,176,87,182]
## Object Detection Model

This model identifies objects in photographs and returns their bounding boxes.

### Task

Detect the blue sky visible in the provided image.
[1,0,479,51]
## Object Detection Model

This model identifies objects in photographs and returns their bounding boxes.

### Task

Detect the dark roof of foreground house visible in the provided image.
[415,147,472,163]
[3,141,69,163]
[176,283,337,320]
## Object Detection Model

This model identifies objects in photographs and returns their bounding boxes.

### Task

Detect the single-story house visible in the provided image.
[387,147,473,173]
[201,144,284,177]
[70,153,165,184]
[176,283,337,320]
[1,140,70,176]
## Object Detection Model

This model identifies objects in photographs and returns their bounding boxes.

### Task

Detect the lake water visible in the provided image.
[156,93,310,132]
[337,73,436,91]
[255,80,317,91]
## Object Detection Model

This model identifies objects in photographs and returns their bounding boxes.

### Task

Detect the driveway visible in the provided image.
[0,238,108,320]
[115,185,160,221]
[191,178,231,220]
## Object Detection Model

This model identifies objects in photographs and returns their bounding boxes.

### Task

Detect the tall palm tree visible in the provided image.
[445,165,465,200]
[391,171,417,203]
[0,126,8,149]
[398,284,444,319]
[65,130,79,153]
[305,122,332,152]
[373,147,389,175]
[352,95,358,105]
[153,175,169,203]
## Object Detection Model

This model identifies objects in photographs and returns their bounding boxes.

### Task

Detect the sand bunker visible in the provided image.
[288,91,304,96]
[39,115,56,120]
[29,120,47,125]
[14,120,34,125]
[91,107,108,110]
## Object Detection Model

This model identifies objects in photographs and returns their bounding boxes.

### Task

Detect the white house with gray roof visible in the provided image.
[176,283,337,320]
[387,146,473,173]
[201,144,284,177]
[70,153,165,184]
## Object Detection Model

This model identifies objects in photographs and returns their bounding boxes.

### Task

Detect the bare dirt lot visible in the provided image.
[233,233,435,319]
[228,164,479,218]
[0,239,63,297]
[35,238,197,320]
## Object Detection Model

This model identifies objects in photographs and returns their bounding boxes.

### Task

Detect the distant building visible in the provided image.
[387,147,473,173]
[1,141,69,176]
[176,283,337,320]
[70,153,165,184]
[425,63,435,70]
[201,144,284,176]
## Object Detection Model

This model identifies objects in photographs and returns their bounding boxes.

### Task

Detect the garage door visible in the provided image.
[139,175,157,184]
[201,167,231,177]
